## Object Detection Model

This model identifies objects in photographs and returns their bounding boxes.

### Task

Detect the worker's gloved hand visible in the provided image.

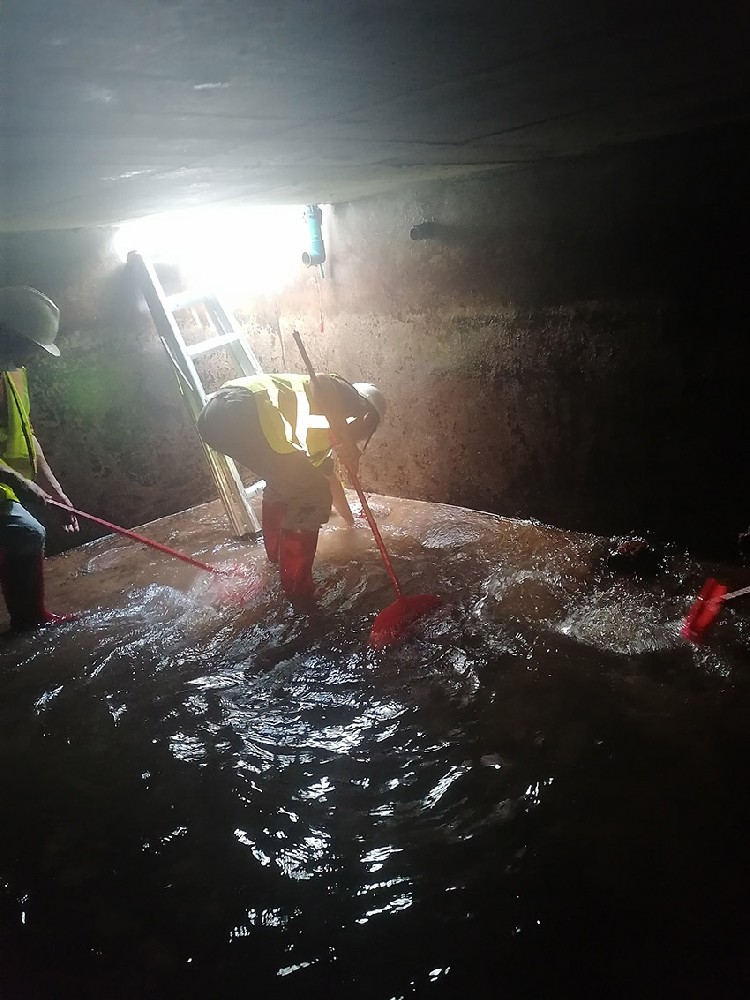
[48,491,80,533]
[335,442,361,477]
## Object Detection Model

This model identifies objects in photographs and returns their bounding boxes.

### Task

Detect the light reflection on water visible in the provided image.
[1,499,749,996]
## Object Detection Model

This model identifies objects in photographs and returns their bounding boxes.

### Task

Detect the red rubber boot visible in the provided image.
[2,551,73,632]
[261,498,287,564]
[278,528,319,599]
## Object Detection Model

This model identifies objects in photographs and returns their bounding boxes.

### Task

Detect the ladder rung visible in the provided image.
[245,480,266,498]
[166,290,215,311]
[186,333,242,358]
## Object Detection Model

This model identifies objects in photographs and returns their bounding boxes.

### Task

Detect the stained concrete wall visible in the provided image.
[2,123,748,558]
[243,123,750,559]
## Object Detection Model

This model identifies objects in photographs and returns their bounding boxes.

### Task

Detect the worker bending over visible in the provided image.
[0,286,78,632]
[197,372,386,599]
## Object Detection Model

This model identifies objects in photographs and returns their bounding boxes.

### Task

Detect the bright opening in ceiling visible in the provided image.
[113,204,318,301]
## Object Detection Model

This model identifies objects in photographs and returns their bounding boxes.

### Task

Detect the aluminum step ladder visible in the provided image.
[128,250,263,538]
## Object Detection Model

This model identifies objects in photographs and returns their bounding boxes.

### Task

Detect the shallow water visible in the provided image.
[1,496,749,998]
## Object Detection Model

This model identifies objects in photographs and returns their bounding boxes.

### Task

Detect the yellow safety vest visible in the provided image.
[221,374,332,467]
[0,369,37,503]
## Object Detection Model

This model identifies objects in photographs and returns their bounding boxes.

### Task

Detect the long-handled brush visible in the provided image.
[681,578,750,643]
[46,499,261,605]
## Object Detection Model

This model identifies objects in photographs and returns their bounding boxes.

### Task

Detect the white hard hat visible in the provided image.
[353,382,387,423]
[0,286,61,356]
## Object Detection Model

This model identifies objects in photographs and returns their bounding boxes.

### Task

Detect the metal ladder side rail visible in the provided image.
[127,251,261,538]
[164,291,268,507]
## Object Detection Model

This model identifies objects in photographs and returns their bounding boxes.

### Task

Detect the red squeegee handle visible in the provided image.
[46,499,229,576]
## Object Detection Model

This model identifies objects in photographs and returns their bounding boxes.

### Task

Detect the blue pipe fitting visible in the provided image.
[302,204,326,266]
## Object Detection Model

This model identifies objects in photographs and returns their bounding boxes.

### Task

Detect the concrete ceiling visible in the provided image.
[4,0,749,232]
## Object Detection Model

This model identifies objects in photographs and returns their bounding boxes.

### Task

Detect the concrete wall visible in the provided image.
[250,123,749,559]
[2,123,748,558]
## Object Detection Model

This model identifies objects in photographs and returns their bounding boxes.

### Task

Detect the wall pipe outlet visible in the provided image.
[302,204,326,266]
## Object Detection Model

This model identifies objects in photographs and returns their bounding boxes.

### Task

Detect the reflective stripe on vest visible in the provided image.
[221,374,331,465]
[0,369,36,504]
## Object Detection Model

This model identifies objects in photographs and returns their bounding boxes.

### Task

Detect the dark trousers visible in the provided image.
[0,500,46,556]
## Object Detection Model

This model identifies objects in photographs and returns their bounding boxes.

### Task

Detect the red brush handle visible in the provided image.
[291,330,403,598]
[47,499,229,576]
[341,465,403,598]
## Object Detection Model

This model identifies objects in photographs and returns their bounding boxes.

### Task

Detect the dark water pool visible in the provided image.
[1,499,749,998]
